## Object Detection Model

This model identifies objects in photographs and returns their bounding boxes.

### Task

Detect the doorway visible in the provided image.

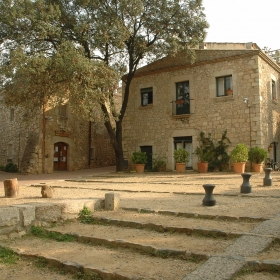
[53,142,68,171]
[140,146,153,171]
[174,136,193,170]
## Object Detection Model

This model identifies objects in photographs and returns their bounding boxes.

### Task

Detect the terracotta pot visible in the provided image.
[233,162,246,173]
[253,163,263,172]
[135,164,145,173]
[175,163,186,173]
[197,162,208,173]
[226,89,233,96]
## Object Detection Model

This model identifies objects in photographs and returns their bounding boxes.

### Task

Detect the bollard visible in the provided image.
[202,184,216,206]
[263,168,273,186]
[4,178,19,198]
[240,173,252,194]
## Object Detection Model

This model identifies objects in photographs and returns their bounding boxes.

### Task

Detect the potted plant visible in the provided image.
[248,146,267,172]
[226,88,233,96]
[131,151,147,173]
[230,143,248,173]
[152,154,167,172]
[173,148,189,173]
[195,147,213,173]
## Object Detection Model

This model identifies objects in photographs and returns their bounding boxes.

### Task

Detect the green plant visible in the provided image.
[152,154,167,171]
[230,143,248,163]
[78,206,93,224]
[131,151,147,164]
[31,226,76,242]
[173,148,189,163]
[0,246,19,264]
[195,131,231,171]
[248,146,267,164]
[4,162,18,173]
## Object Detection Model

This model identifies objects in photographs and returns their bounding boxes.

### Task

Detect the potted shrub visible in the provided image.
[195,146,214,173]
[248,146,267,172]
[131,151,147,173]
[152,154,167,172]
[173,148,189,173]
[230,143,248,173]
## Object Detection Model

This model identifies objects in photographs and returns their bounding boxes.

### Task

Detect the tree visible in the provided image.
[0,0,209,171]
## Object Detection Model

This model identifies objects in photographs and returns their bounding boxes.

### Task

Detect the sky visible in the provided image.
[203,0,280,51]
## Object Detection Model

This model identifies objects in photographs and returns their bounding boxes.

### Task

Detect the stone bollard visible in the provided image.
[4,178,19,198]
[41,185,55,198]
[105,192,120,211]
[202,184,216,206]
[263,168,273,186]
[240,173,252,194]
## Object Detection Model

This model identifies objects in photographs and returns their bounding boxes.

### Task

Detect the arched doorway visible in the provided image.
[53,142,68,171]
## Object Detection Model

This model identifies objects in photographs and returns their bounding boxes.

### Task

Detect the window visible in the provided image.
[58,104,67,118]
[272,80,277,101]
[175,81,190,115]
[216,75,232,96]
[10,109,14,121]
[141,87,153,106]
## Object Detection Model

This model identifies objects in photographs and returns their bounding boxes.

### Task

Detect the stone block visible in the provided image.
[0,207,20,227]
[105,192,120,211]
[84,199,102,212]
[11,205,36,227]
[41,185,55,198]
[34,203,63,222]
[59,200,87,214]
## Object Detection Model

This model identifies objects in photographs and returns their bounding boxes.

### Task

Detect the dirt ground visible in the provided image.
[1,170,280,279]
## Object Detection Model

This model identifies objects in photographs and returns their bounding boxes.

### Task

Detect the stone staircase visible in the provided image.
[3,206,280,280]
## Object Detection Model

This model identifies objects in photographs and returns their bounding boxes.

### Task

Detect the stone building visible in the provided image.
[0,97,118,174]
[122,42,280,171]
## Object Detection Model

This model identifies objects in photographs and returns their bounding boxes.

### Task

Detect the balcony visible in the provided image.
[171,98,192,119]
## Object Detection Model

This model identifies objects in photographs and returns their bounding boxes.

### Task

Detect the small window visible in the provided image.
[216,75,232,96]
[10,109,14,121]
[272,80,277,102]
[141,87,153,106]
[58,104,67,118]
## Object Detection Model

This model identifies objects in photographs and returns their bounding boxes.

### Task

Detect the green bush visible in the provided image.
[195,130,231,171]
[4,163,18,173]
[131,151,147,164]
[152,154,167,172]
[248,147,267,164]
[173,148,189,163]
[230,144,248,163]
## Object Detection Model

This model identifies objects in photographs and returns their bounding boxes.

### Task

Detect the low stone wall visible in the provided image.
[0,198,104,240]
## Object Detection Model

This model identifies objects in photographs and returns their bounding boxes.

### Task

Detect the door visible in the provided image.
[174,136,193,170]
[53,142,68,171]
[140,146,153,171]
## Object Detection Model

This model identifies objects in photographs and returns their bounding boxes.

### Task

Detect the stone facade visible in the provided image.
[122,43,280,171]
[0,101,116,174]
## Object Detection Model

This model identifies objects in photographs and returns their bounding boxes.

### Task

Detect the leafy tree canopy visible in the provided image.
[0,0,209,171]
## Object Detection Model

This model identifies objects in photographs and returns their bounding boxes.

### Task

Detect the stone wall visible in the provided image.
[0,104,41,174]
[122,49,280,171]
[0,102,116,174]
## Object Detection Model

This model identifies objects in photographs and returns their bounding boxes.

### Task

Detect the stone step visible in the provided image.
[47,219,234,259]
[4,236,202,280]
[90,210,260,238]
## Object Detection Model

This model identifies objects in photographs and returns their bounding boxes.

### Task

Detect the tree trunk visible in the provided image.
[4,178,19,198]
